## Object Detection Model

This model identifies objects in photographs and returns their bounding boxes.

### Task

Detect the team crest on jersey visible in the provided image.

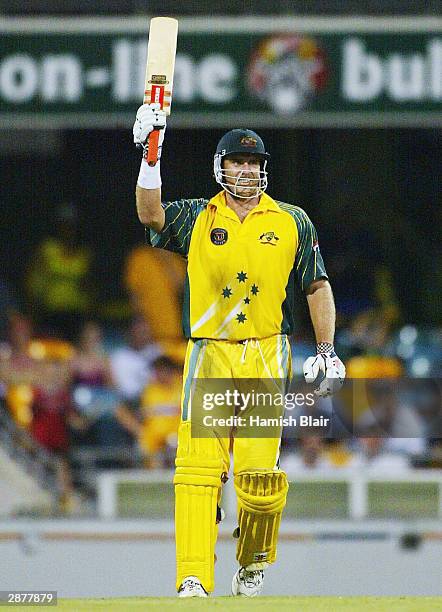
[259,231,279,246]
[211,227,228,245]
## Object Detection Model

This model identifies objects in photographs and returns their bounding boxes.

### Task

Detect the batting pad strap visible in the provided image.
[174,456,223,488]
[234,471,288,513]
[174,469,221,488]
[234,470,288,569]
[137,158,161,189]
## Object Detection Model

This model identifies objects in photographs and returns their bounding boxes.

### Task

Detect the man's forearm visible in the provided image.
[303,280,345,397]
[135,184,165,231]
[133,102,166,230]
[306,280,336,344]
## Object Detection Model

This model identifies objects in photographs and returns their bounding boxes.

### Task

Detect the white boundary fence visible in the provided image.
[1,517,442,596]
[97,467,442,520]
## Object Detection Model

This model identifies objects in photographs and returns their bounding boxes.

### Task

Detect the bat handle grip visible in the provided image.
[146,129,160,166]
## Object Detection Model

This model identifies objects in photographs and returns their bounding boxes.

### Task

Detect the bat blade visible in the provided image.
[144,17,178,166]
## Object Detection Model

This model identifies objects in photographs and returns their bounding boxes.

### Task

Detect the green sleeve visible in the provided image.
[145,198,207,258]
[292,207,328,291]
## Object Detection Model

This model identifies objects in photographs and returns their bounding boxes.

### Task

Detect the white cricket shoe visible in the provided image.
[231,566,264,597]
[177,576,208,598]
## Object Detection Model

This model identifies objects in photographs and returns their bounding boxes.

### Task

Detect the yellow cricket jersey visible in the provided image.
[146,191,327,340]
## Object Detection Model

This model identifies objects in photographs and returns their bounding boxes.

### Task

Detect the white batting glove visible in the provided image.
[133,102,166,148]
[303,343,346,398]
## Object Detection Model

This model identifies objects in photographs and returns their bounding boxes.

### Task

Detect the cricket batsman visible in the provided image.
[133,103,346,597]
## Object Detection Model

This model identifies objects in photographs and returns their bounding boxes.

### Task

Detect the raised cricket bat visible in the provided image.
[144,17,178,166]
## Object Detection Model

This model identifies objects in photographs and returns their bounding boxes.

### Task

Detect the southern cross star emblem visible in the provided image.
[244,297,250,304]
[236,312,247,323]
[251,284,259,296]
[237,271,248,283]
[222,286,232,299]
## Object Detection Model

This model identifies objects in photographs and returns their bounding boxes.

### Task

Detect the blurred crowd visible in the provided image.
[0,202,441,512]
[0,313,183,508]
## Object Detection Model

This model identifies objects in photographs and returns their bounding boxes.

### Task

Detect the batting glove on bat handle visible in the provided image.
[303,344,346,398]
[133,102,166,148]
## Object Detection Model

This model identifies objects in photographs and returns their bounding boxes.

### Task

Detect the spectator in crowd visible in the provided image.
[25,202,94,340]
[70,320,128,450]
[410,379,442,442]
[110,317,160,405]
[402,379,442,466]
[281,435,331,473]
[335,353,403,434]
[352,434,409,470]
[116,355,182,468]
[124,244,186,343]
[356,380,427,457]
[71,321,113,388]
[138,355,182,468]
[281,432,357,474]
[30,356,86,512]
[337,308,399,361]
[0,313,39,427]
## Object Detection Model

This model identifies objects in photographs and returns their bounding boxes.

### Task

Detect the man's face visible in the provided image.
[222,155,261,198]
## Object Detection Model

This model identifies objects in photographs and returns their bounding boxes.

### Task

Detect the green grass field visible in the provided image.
[52,597,442,611]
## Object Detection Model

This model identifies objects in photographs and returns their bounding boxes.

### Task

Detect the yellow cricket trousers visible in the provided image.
[174,335,291,591]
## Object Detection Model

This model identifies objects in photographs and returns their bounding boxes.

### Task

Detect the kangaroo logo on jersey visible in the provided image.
[211,228,228,245]
[259,231,279,246]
